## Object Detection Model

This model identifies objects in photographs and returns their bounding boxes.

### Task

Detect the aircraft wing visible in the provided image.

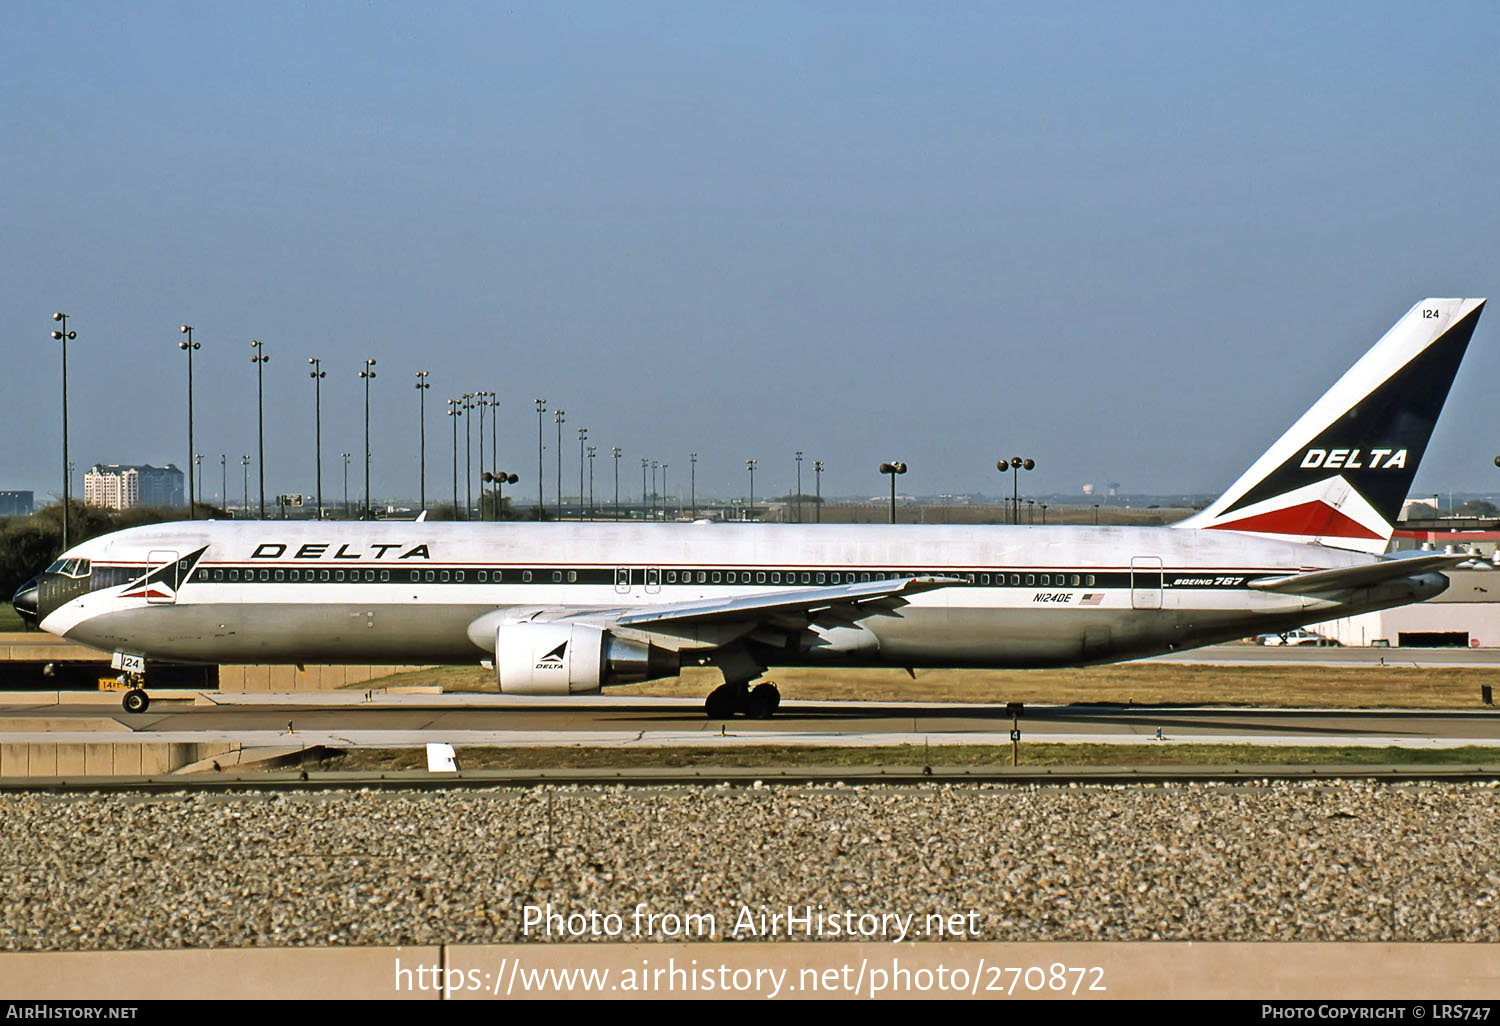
[611,575,962,630]
[1247,552,1471,596]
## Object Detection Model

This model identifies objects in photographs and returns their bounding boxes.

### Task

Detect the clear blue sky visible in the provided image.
[6,1,1499,507]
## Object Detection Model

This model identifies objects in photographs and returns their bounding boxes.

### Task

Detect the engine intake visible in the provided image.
[495,621,679,695]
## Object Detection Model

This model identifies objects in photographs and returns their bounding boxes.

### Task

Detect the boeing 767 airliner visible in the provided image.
[12,298,1486,716]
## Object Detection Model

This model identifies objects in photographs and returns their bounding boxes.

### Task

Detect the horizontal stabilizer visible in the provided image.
[1247,553,1469,595]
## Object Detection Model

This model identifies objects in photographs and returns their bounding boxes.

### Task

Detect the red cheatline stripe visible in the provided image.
[1205,500,1383,540]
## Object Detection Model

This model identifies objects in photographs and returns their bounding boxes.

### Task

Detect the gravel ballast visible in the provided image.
[4,780,1498,950]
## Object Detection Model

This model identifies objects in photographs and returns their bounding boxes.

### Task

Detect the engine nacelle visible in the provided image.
[495,621,679,695]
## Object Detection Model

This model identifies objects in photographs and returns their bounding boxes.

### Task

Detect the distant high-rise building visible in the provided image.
[0,491,33,517]
[83,464,185,510]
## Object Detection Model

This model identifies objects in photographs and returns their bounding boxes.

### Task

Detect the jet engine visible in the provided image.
[495,621,679,695]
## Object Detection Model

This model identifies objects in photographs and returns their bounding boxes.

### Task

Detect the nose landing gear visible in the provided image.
[118,672,150,714]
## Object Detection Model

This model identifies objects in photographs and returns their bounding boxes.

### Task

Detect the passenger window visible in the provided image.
[697,571,707,584]
[771,572,780,584]
[522,571,533,583]
[1086,574,1096,586]
[1040,574,1049,586]
[455,571,465,582]
[441,571,450,583]
[816,573,826,584]
[213,570,223,582]
[552,571,563,583]
[801,573,811,584]
[321,570,330,582]
[726,572,736,583]
[425,571,435,582]
[711,572,721,583]
[380,571,389,582]
[1071,575,1080,587]
[830,573,841,584]
[666,571,676,583]
[757,572,766,584]
[1025,574,1035,586]
[567,571,577,583]
[410,571,420,582]
[1009,574,1019,585]
[492,571,502,582]
[365,570,375,582]
[261,570,271,582]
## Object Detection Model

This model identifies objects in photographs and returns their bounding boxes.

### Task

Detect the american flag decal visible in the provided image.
[1080,593,1105,606]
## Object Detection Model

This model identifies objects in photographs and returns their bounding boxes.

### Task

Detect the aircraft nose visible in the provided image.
[11,576,39,629]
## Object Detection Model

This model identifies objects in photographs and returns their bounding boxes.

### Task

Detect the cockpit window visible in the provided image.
[45,560,66,574]
[55,558,92,579]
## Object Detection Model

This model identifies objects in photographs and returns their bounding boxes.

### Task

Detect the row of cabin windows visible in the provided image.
[192,567,1098,587]
[664,570,1098,587]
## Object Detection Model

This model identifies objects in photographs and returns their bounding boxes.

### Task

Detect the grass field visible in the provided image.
[359,661,1500,709]
[0,604,24,632]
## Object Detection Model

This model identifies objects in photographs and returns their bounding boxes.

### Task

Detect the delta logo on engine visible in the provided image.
[536,642,567,671]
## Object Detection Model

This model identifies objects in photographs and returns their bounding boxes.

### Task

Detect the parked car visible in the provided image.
[1257,629,1340,646]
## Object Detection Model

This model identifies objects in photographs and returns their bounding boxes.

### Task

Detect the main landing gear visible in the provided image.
[704,680,781,720]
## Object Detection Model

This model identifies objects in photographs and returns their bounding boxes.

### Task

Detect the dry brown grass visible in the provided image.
[359,662,1499,709]
[317,742,1500,773]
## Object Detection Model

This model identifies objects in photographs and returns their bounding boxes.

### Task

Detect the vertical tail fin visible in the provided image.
[1175,298,1485,553]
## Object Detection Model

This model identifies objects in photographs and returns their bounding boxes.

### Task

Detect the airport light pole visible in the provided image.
[534,399,547,521]
[462,393,475,520]
[814,460,824,522]
[359,359,376,518]
[689,452,697,519]
[447,399,461,517]
[309,358,326,518]
[50,313,76,550]
[879,461,907,524]
[414,371,429,514]
[662,463,669,519]
[587,445,596,519]
[577,427,588,521]
[489,394,498,519]
[484,471,518,516]
[194,454,203,510]
[178,326,200,517]
[220,454,226,512]
[475,392,486,520]
[997,456,1035,525]
[340,452,350,518]
[641,458,649,518]
[250,339,269,519]
[795,451,803,523]
[746,459,757,522]
[651,460,659,519]
[241,455,250,516]
[554,410,566,519]
[611,447,621,521]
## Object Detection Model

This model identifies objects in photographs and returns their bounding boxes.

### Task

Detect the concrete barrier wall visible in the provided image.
[0,741,236,778]
[217,663,432,692]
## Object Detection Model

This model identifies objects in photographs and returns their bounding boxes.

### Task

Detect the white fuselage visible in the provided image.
[36,520,1443,671]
